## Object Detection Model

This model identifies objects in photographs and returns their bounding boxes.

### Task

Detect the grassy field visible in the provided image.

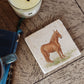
[45,49,76,68]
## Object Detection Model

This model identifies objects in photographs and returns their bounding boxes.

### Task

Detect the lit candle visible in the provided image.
[8,0,42,18]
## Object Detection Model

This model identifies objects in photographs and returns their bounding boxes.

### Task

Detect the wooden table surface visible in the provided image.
[0,0,84,84]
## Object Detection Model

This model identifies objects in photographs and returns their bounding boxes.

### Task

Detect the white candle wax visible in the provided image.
[8,0,42,18]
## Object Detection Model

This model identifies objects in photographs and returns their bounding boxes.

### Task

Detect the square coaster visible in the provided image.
[25,19,81,74]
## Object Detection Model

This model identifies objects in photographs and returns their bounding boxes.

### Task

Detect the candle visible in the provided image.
[8,0,42,18]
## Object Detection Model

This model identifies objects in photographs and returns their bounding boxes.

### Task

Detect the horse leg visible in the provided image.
[41,47,53,62]
[59,48,65,57]
[42,51,53,62]
[57,50,63,59]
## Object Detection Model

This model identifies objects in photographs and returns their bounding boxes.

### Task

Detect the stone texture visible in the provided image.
[0,0,84,84]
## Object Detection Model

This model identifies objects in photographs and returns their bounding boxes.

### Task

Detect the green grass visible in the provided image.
[45,49,76,68]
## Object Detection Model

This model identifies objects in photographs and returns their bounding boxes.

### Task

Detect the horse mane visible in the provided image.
[50,32,57,42]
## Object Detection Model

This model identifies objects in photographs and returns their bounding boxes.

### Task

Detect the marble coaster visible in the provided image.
[25,19,81,74]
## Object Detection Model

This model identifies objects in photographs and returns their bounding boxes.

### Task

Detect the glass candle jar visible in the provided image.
[8,0,42,18]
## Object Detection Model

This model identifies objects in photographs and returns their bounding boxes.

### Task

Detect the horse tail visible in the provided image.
[41,45,53,62]
[41,45,47,57]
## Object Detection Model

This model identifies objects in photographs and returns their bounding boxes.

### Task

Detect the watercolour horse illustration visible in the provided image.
[41,30,65,62]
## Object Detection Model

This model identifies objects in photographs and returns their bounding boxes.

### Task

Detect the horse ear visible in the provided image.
[56,30,58,33]
[55,30,57,32]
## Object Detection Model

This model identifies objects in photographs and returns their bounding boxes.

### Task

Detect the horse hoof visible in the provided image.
[61,57,64,59]
[48,60,53,63]
[63,55,66,57]
[50,61,53,63]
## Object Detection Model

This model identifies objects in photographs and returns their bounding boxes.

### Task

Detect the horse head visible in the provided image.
[54,30,62,39]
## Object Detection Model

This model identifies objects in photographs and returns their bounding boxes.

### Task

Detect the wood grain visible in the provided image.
[76,0,84,14]
[0,0,84,84]
[36,50,84,84]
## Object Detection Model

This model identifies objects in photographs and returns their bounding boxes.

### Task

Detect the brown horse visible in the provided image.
[41,30,65,62]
